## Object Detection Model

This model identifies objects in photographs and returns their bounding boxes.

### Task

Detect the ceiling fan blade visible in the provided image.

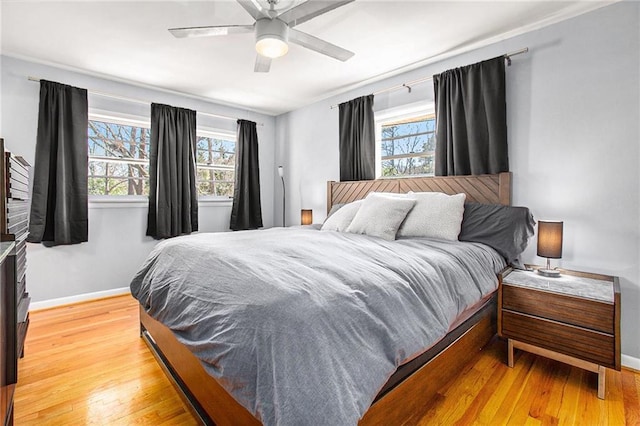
[236,0,267,21]
[278,0,355,27]
[169,25,254,38]
[254,54,272,73]
[289,29,354,62]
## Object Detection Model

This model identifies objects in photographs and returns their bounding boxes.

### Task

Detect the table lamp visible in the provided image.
[537,220,563,277]
[301,209,313,225]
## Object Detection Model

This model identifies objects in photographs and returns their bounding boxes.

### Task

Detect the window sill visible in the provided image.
[199,197,233,204]
[88,196,233,209]
[89,196,147,209]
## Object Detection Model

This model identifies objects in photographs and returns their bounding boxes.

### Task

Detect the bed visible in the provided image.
[133,172,523,425]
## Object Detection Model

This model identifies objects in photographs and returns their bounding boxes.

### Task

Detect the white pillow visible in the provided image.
[321,200,363,232]
[346,193,416,241]
[397,192,466,240]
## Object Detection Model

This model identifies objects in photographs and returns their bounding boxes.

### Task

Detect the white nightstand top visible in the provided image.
[503,269,614,303]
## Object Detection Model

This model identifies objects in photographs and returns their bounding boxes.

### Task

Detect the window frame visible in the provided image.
[374,102,436,178]
[88,111,151,203]
[195,128,237,201]
[87,111,236,204]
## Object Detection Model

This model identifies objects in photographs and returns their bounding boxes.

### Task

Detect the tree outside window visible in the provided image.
[380,114,436,177]
[195,135,235,197]
[88,119,235,197]
[88,120,150,195]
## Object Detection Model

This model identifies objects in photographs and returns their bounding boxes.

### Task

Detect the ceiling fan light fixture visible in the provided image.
[255,18,289,59]
[256,37,288,58]
[169,0,356,72]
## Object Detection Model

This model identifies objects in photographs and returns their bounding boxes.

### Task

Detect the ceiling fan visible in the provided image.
[169,0,355,73]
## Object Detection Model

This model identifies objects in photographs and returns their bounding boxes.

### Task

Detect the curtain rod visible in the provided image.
[26,76,264,126]
[329,47,529,110]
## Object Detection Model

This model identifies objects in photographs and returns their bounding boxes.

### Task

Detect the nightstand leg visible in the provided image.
[597,365,606,399]
[507,339,514,367]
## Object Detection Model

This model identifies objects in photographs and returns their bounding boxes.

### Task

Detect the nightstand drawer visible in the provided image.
[502,284,613,334]
[501,310,615,368]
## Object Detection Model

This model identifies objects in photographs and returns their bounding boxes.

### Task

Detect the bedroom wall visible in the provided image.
[0,55,276,305]
[275,1,640,364]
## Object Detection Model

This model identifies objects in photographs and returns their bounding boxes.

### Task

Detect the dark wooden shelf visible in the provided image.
[0,138,31,426]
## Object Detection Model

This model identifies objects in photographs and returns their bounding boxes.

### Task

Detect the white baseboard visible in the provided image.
[30,287,131,311]
[622,354,640,371]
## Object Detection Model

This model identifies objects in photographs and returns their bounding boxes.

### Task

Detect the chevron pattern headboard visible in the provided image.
[327,173,511,213]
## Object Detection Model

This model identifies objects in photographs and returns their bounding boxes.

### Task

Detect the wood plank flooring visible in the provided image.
[14,295,198,425]
[14,295,640,425]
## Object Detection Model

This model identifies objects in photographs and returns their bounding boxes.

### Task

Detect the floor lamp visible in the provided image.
[278,166,285,227]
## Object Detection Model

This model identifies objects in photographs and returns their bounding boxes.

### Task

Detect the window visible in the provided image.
[88,115,235,198]
[195,132,236,197]
[377,112,436,178]
[88,118,150,196]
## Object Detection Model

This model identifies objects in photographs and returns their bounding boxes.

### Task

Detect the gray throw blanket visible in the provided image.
[130,227,505,425]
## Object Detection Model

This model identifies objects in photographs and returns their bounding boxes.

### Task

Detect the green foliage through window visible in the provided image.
[380,114,436,177]
[195,135,236,197]
[88,119,235,197]
[88,120,150,196]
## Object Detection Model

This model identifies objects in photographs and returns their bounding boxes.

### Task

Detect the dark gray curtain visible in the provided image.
[146,103,198,239]
[27,80,88,246]
[338,94,375,181]
[230,119,262,231]
[433,56,509,176]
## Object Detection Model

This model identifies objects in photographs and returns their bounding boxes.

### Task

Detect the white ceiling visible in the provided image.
[1,1,616,116]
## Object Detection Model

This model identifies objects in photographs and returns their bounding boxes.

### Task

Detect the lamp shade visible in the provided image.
[537,221,563,259]
[301,209,313,226]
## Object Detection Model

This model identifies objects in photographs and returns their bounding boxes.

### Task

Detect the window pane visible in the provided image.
[213,182,234,197]
[381,118,435,140]
[197,169,234,197]
[88,119,151,196]
[88,160,149,196]
[196,135,235,196]
[88,177,106,196]
[88,160,106,177]
[196,136,236,167]
[88,177,148,196]
[379,114,436,177]
[88,118,236,197]
[198,169,235,197]
[88,120,150,160]
[219,139,236,153]
[381,155,435,177]
[381,133,435,158]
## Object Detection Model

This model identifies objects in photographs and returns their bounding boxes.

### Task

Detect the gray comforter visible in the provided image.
[130,227,505,425]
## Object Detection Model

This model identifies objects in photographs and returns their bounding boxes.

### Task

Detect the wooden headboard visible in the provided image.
[327,172,511,213]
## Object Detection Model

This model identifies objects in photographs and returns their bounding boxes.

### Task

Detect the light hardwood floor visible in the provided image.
[14,295,640,425]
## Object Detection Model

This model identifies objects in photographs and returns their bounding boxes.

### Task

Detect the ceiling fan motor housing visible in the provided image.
[255,18,290,58]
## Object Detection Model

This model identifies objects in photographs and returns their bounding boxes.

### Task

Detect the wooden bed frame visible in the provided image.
[139,172,512,425]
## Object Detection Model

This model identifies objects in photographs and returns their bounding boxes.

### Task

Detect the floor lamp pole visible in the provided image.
[278,166,285,227]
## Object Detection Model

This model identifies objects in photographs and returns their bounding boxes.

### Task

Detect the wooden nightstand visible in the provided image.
[498,266,621,399]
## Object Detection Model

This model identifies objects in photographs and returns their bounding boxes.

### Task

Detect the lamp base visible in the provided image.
[537,268,561,278]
